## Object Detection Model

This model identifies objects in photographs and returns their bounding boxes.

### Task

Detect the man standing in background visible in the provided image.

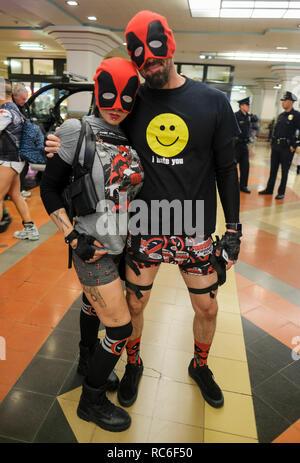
[259,91,300,200]
[234,97,252,194]
[12,83,31,198]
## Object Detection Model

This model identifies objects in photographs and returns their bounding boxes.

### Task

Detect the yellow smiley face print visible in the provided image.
[146,113,189,157]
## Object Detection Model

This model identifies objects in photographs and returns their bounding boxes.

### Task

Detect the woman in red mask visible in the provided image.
[40,57,143,433]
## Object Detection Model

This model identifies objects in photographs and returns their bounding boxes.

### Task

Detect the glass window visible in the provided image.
[31,84,55,117]
[180,64,204,82]
[10,59,30,74]
[33,59,54,75]
[0,60,8,79]
[206,66,231,83]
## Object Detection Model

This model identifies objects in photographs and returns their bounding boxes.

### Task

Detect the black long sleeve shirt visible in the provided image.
[122,78,240,236]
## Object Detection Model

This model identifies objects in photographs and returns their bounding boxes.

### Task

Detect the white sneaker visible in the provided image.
[21,190,31,198]
[14,223,39,241]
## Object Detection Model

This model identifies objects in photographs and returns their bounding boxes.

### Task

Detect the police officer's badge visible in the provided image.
[288,114,294,120]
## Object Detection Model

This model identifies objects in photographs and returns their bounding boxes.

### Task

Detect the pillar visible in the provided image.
[271,65,300,115]
[44,25,125,113]
[254,78,279,139]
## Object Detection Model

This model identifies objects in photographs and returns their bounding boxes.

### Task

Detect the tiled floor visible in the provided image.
[0,144,300,443]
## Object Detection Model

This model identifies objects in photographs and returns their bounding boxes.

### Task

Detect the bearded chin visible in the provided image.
[145,66,170,89]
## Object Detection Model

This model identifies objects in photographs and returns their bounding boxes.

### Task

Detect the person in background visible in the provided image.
[234,97,252,194]
[259,91,300,199]
[0,79,39,240]
[12,83,31,198]
[0,200,12,233]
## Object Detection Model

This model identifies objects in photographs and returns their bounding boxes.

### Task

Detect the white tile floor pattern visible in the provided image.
[57,260,258,443]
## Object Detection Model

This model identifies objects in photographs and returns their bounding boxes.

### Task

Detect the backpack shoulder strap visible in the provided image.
[82,119,96,172]
[72,118,96,177]
[72,118,85,169]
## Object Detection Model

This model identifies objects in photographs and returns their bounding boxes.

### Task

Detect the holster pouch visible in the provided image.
[66,172,98,217]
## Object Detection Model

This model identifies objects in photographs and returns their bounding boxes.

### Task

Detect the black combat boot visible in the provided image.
[117,359,144,407]
[77,379,131,432]
[77,341,119,391]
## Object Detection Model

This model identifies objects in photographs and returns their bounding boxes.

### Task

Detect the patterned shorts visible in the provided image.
[126,234,216,276]
[72,252,122,287]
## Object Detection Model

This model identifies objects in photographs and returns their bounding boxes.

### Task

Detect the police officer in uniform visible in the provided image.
[259,91,300,199]
[234,97,252,193]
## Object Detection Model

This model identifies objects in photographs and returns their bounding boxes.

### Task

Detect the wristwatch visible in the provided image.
[226,223,242,232]
[65,229,79,244]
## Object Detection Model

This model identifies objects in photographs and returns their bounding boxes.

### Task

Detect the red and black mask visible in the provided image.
[125,10,176,70]
[93,58,140,113]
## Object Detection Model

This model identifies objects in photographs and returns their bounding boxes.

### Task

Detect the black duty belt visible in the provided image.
[273,137,290,145]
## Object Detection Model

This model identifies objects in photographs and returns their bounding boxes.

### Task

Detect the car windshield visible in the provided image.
[27,83,94,134]
[30,87,67,119]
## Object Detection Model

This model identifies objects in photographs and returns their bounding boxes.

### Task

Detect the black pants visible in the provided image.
[235,142,249,188]
[266,144,294,195]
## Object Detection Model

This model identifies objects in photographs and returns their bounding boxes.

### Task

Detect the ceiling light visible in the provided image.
[222,1,254,6]
[276,46,288,49]
[189,0,221,17]
[254,1,289,6]
[216,51,300,62]
[251,8,286,17]
[220,8,253,17]
[190,0,300,18]
[199,54,206,59]
[19,43,45,51]
[284,9,300,18]
[87,16,97,21]
[66,1,79,5]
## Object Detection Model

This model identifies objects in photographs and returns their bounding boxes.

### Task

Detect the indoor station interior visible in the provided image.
[0,0,300,444]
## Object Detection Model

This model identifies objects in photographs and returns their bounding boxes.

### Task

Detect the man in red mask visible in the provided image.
[118,10,242,411]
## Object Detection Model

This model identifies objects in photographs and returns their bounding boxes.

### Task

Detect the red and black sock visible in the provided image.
[126,336,142,365]
[193,340,211,368]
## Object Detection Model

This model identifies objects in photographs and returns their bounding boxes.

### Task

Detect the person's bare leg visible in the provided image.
[0,166,15,219]
[125,264,160,340]
[117,264,160,407]
[7,174,31,222]
[78,277,132,431]
[180,270,224,408]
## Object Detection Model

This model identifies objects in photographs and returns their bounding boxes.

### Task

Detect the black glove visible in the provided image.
[72,233,98,261]
[216,231,242,261]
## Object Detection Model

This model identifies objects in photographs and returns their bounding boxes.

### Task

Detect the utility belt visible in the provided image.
[236,137,250,144]
[272,137,290,146]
